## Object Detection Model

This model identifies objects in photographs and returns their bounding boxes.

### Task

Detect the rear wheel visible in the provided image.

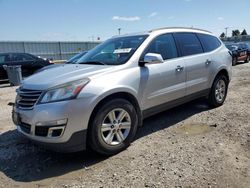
[244,55,250,63]
[88,99,138,155]
[208,74,229,108]
[232,57,237,66]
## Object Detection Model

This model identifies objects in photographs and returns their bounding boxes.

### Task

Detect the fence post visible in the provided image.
[58,42,62,60]
[23,42,26,53]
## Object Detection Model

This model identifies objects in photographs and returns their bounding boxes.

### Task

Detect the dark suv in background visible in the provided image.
[225,42,249,65]
[0,53,52,80]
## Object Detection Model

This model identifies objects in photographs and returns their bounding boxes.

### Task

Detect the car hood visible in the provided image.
[22,64,113,90]
[35,64,62,73]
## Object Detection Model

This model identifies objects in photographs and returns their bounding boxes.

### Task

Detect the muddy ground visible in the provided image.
[0,63,249,188]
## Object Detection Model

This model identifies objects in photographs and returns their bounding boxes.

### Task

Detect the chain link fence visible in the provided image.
[0,41,101,60]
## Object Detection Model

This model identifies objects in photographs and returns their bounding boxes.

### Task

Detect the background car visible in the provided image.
[66,51,88,64]
[0,52,53,80]
[237,42,250,57]
[225,43,249,65]
[34,51,88,74]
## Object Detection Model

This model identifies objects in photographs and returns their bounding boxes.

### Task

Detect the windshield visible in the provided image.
[226,44,237,51]
[67,51,88,64]
[77,35,148,65]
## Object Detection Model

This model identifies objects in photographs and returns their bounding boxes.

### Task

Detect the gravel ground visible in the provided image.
[0,63,249,188]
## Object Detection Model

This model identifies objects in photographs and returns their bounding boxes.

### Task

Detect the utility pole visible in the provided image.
[225,27,229,38]
[118,28,121,35]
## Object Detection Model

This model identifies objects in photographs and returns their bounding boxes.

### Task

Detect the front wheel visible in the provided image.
[88,99,138,155]
[244,55,250,63]
[208,74,229,108]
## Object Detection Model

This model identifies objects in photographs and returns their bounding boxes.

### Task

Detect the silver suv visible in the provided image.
[13,27,232,155]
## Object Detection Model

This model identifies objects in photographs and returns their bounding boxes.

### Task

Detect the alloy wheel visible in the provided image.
[215,79,226,103]
[101,108,131,146]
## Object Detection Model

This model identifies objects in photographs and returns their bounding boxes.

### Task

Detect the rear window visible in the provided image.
[197,34,221,52]
[237,43,247,49]
[174,33,203,56]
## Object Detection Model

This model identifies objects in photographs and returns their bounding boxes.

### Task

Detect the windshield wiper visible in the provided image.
[78,61,106,65]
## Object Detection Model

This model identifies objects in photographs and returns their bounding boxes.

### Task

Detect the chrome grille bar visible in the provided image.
[16,88,42,110]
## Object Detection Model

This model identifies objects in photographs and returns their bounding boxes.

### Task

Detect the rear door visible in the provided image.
[141,33,186,110]
[237,43,248,61]
[24,54,45,72]
[11,53,35,77]
[174,33,210,96]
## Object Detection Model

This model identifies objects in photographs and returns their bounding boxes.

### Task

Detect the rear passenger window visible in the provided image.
[197,34,221,52]
[12,54,33,61]
[174,33,203,56]
[22,54,35,61]
[144,34,178,60]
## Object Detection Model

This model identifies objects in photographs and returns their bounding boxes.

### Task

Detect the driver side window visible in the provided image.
[144,34,178,60]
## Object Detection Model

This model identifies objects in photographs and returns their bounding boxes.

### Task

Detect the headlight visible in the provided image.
[39,79,90,103]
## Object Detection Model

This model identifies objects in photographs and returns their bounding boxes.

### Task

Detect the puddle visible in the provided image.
[176,123,216,135]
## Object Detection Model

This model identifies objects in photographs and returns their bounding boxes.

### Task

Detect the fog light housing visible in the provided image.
[35,119,67,137]
[47,126,65,138]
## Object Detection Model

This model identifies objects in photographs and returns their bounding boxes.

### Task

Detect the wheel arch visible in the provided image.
[216,69,230,82]
[87,92,143,139]
[210,68,230,88]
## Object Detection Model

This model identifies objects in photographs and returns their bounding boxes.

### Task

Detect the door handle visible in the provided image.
[176,65,184,72]
[205,59,212,65]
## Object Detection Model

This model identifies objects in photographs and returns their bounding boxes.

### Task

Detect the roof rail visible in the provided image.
[149,27,212,33]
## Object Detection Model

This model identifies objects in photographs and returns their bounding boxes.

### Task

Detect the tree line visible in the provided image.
[220,29,248,38]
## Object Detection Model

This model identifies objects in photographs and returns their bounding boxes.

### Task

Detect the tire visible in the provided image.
[232,57,237,66]
[208,74,229,108]
[244,55,250,63]
[88,99,138,155]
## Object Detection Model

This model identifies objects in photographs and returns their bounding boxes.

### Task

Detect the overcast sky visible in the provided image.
[0,0,249,41]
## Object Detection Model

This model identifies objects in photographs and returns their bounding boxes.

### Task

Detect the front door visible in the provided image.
[140,33,186,110]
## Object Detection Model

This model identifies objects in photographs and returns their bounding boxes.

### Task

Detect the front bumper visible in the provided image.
[31,130,87,153]
[12,98,94,152]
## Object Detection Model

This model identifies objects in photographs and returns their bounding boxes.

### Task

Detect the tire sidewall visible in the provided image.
[90,99,138,155]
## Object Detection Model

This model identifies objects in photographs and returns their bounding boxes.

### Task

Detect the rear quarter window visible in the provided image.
[173,33,203,56]
[197,34,221,52]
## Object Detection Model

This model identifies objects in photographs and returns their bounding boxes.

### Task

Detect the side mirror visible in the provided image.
[139,53,164,67]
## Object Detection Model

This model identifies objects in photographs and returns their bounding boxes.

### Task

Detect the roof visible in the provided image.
[149,27,212,33]
[113,27,212,38]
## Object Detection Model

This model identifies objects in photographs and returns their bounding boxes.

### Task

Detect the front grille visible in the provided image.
[20,122,31,134]
[16,88,42,110]
[35,126,49,137]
